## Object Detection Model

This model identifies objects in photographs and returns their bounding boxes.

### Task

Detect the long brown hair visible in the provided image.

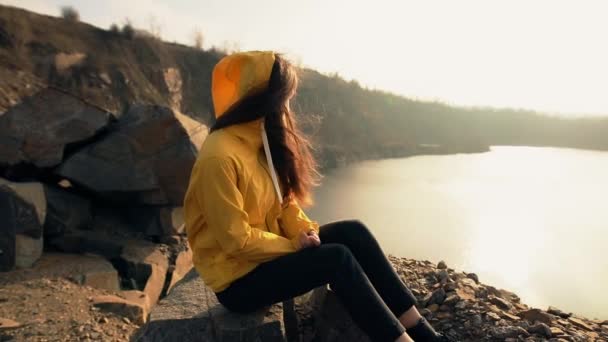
[210,54,319,206]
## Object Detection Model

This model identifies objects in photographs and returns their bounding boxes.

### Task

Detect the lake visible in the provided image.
[309,146,608,319]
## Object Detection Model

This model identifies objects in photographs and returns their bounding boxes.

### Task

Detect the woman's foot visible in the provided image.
[406,317,457,341]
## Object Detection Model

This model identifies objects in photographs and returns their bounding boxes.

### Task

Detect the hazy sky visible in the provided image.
[3,0,608,116]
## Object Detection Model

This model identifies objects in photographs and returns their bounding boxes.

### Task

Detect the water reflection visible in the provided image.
[310,146,608,319]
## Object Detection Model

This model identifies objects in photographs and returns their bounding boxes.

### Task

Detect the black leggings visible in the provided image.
[216,220,418,342]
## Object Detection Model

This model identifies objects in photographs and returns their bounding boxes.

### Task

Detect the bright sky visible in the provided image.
[3,0,608,116]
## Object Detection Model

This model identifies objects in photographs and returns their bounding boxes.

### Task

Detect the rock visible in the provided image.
[121,290,151,315]
[454,301,467,310]
[518,308,553,325]
[92,295,147,325]
[309,286,370,342]
[118,241,169,307]
[0,180,46,270]
[567,317,593,331]
[427,304,439,312]
[490,295,513,310]
[455,281,476,301]
[486,286,520,303]
[0,253,119,291]
[528,322,552,337]
[426,288,446,306]
[174,110,207,151]
[490,326,530,339]
[125,205,184,238]
[0,317,21,330]
[48,230,124,259]
[160,235,181,246]
[486,312,501,321]
[76,256,120,291]
[550,326,565,336]
[548,306,571,318]
[466,272,479,283]
[43,186,91,238]
[164,68,183,111]
[159,207,185,236]
[436,269,449,283]
[56,105,206,205]
[471,314,483,327]
[166,246,193,294]
[443,294,459,305]
[134,269,285,341]
[210,302,285,342]
[0,88,113,168]
[15,234,43,269]
[500,311,521,321]
[443,282,457,292]
[437,260,447,269]
[435,312,451,320]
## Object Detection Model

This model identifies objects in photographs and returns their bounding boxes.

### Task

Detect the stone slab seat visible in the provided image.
[132,269,287,342]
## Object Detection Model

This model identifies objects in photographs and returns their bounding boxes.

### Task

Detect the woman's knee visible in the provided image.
[341,219,375,244]
[321,243,355,267]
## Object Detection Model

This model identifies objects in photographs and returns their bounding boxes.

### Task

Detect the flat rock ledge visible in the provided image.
[132,269,286,342]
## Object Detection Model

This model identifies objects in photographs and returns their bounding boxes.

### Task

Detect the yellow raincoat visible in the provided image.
[183,51,319,293]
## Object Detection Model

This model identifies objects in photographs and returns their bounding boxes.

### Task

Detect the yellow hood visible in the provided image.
[212,51,276,118]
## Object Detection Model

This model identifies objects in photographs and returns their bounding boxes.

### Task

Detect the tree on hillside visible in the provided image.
[121,18,135,39]
[60,6,79,22]
[192,28,204,50]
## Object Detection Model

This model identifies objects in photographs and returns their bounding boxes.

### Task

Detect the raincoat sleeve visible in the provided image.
[194,157,299,261]
[279,198,320,239]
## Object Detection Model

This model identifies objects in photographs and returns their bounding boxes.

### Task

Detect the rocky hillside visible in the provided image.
[2,4,608,170]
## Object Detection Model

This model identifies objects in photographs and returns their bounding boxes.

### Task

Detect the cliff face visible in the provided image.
[0,5,218,122]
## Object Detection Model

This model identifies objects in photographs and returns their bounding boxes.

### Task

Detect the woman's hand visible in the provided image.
[297,230,321,249]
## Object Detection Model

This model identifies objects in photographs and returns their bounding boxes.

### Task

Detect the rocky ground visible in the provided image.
[1,254,607,341]
[382,256,607,341]
[0,278,139,341]
[135,253,607,342]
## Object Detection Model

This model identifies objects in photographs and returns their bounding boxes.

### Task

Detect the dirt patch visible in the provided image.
[0,278,139,341]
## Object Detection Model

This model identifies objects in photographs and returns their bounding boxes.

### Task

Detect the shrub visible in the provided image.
[60,6,79,22]
[109,23,120,34]
[121,19,135,39]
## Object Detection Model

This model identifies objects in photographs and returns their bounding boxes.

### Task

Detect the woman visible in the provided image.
[183,51,453,342]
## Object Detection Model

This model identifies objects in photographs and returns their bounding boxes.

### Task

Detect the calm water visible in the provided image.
[309,146,608,319]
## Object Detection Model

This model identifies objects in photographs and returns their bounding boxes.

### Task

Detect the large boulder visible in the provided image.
[0,88,113,168]
[0,179,46,271]
[118,241,170,308]
[134,269,286,342]
[56,105,207,205]
[47,229,125,260]
[125,205,185,238]
[43,185,91,238]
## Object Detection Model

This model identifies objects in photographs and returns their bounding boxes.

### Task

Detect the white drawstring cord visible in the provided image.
[261,121,283,205]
